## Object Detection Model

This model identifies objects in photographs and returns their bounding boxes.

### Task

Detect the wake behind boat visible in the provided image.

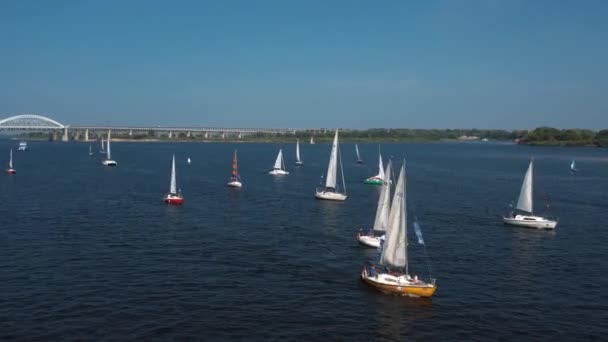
[361,160,437,297]
[269,149,289,175]
[315,130,346,201]
[164,154,183,205]
[227,150,242,188]
[503,159,557,229]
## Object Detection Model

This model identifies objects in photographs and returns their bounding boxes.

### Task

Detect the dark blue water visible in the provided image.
[1,140,607,340]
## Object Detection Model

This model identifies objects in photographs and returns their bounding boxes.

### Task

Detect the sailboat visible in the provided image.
[570,160,577,173]
[101,130,117,166]
[357,160,392,247]
[310,136,315,144]
[269,149,289,175]
[503,159,557,229]
[99,136,106,154]
[315,130,347,201]
[361,161,437,297]
[88,144,93,156]
[6,149,16,174]
[187,157,192,165]
[164,154,183,205]
[295,139,303,166]
[364,147,386,185]
[227,150,242,188]
[355,144,363,164]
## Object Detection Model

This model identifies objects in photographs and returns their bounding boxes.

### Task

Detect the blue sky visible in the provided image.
[1,0,607,129]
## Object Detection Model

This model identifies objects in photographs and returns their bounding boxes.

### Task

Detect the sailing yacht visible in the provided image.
[503,159,557,229]
[99,136,106,154]
[357,160,392,248]
[88,144,93,156]
[361,161,437,297]
[101,131,117,166]
[570,160,577,173]
[17,141,28,151]
[269,149,289,175]
[364,147,386,185]
[310,136,315,144]
[227,150,242,188]
[6,149,16,174]
[315,130,347,201]
[295,139,303,166]
[164,154,183,204]
[355,144,363,164]
[187,157,192,165]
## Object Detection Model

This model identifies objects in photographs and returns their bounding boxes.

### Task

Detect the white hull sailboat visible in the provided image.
[315,130,347,201]
[164,154,183,204]
[295,139,303,166]
[269,149,289,175]
[503,159,557,229]
[6,149,16,174]
[361,161,437,298]
[227,150,242,188]
[357,160,392,248]
[101,130,117,166]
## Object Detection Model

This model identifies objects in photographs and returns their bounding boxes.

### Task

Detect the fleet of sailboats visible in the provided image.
[6,149,16,174]
[101,130,117,166]
[363,147,386,185]
[503,159,557,229]
[164,154,183,205]
[315,130,347,201]
[361,161,437,297]
[269,149,289,175]
[295,139,303,166]
[227,150,242,188]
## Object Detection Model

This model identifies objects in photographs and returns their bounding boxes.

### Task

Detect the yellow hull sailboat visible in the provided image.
[360,160,437,298]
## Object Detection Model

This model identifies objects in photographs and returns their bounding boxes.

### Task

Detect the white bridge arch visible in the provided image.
[0,114,65,130]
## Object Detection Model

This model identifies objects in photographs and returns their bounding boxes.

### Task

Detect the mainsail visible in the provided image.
[380,162,407,270]
[232,150,238,179]
[100,136,105,151]
[325,130,339,188]
[273,149,284,170]
[296,140,301,163]
[106,131,112,159]
[355,144,361,161]
[377,151,385,180]
[9,149,13,169]
[170,154,177,194]
[516,159,533,213]
[373,160,392,232]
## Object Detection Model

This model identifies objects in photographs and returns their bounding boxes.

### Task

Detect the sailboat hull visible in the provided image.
[503,215,557,229]
[295,161,303,166]
[6,169,16,174]
[269,169,289,175]
[101,159,117,166]
[363,177,384,185]
[227,181,242,188]
[164,194,184,205]
[361,272,436,297]
[315,189,347,201]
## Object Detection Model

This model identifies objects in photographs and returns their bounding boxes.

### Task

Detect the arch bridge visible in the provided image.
[0,114,65,130]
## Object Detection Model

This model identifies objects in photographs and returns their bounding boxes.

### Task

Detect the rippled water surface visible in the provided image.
[1,140,607,340]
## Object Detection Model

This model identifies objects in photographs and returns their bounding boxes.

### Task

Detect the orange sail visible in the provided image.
[232,150,238,178]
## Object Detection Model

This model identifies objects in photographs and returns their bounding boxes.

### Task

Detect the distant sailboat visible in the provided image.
[187,157,192,165]
[310,136,315,144]
[295,139,303,166]
[361,160,437,297]
[101,130,117,166]
[99,136,106,154]
[570,160,577,173]
[364,147,386,185]
[357,160,393,247]
[164,154,184,205]
[269,149,289,175]
[227,150,242,188]
[355,144,363,164]
[503,159,557,229]
[88,144,93,156]
[315,130,347,201]
[6,149,16,174]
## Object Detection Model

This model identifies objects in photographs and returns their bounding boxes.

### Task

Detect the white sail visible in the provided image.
[325,130,339,189]
[273,149,283,170]
[9,149,13,169]
[106,131,112,159]
[355,144,361,161]
[516,159,533,213]
[377,151,385,180]
[100,136,105,150]
[310,136,314,144]
[380,162,407,269]
[170,154,177,194]
[296,140,301,162]
[570,160,576,171]
[373,160,392,232]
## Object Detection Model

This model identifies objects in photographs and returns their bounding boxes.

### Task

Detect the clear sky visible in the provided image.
[1,0,607,129]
